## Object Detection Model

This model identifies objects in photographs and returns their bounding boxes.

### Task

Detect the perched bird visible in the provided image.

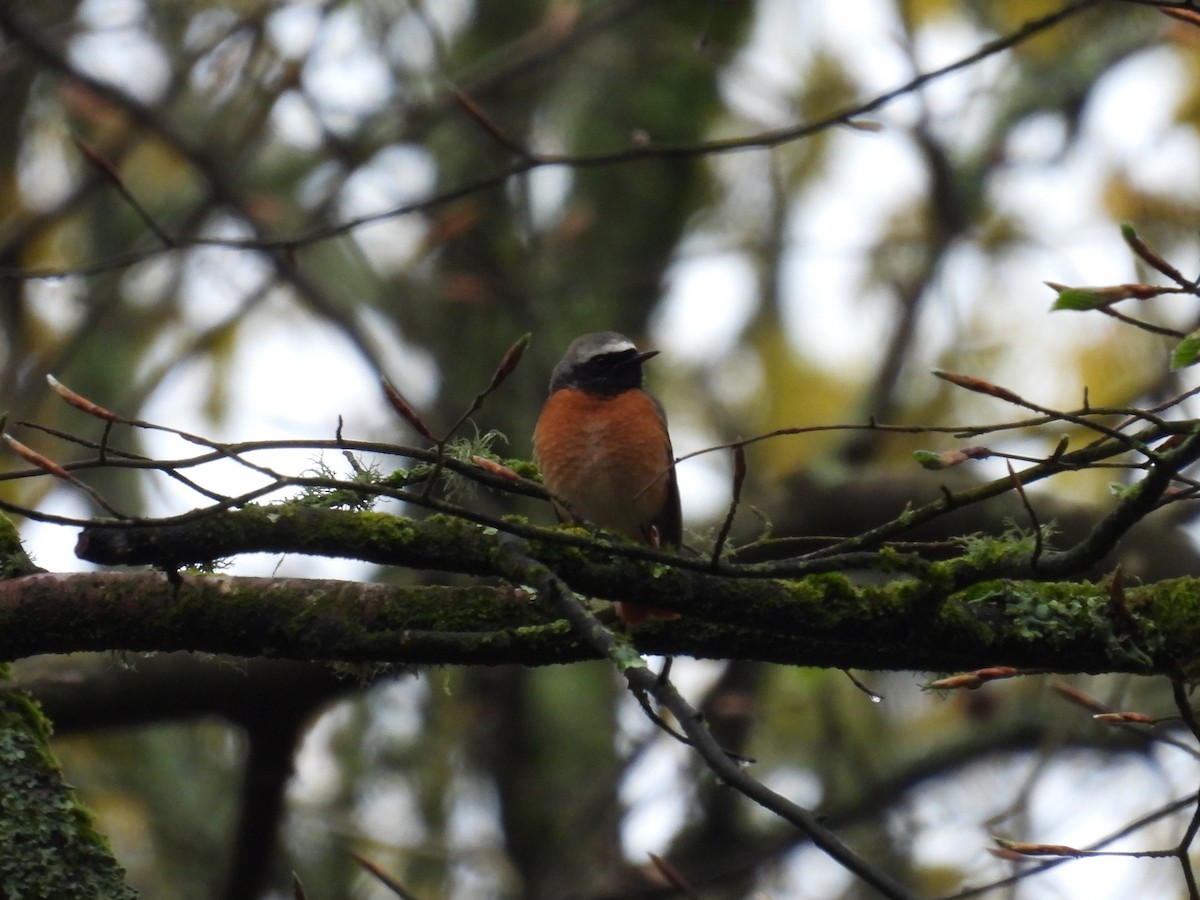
[533,332,682,626]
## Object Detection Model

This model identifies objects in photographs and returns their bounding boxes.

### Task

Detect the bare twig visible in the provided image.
[1006,460,1043,571]
[349,853,422,900]
[947,791,1200,898]
[1172,678,1200,744]
[709,446,745,568]
[451,88,532,159]
[441,332,531,442]
[491,537,919,900]
[0,0,1101,282]
[2,433,128,518]
[71,139,176,248]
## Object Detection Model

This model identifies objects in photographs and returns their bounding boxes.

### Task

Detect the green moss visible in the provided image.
[0,680,135,898]
[0,513,41,579]
[874,545,911,572]
[951,578,1165,670]
[1129,578,1200,676]
[503,458,542,481]
[783,572,861,626]
[932,597,996,646]
[959,522,1053,570]
[957,579,1099,642]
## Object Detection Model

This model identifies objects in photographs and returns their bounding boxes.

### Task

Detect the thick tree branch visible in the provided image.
[0,506,1189,673]
[0,571,578,666]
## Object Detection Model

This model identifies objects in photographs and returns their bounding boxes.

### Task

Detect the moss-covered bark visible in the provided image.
[0,506,1188,675]
[1,515,134,896]
[0,672,135,897]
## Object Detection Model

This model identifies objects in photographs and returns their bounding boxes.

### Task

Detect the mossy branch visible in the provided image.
[0,505,1184,674]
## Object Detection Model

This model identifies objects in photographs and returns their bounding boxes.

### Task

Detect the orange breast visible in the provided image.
[533,388,673,543]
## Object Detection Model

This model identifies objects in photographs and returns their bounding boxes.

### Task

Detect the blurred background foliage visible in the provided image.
[5,0,1200,897]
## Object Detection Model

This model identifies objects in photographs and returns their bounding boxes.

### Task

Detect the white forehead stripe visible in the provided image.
[596,337,636,354]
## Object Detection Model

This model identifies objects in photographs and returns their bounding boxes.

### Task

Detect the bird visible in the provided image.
[533,331,682,627]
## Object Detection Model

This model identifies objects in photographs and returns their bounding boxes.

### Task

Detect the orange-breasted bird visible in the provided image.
[533,332,682,627]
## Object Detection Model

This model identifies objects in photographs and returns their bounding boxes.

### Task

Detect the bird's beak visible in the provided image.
[632,349,660,366]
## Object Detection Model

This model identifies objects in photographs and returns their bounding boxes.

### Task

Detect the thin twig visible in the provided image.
[2,434,128,518]
[0,0,1101,282]
[1006,460,1043,571]
[492,537,919,900]
[1172,678,1200,743]
[71,139,176,248]
[709,446,746,569]
[945,791,1200,898]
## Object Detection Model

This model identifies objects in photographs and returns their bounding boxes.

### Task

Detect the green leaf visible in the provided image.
[913,450,945,470]
[1171,331,1200,370]
[1046,281,1164,311]
[1049,287,1110,311]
